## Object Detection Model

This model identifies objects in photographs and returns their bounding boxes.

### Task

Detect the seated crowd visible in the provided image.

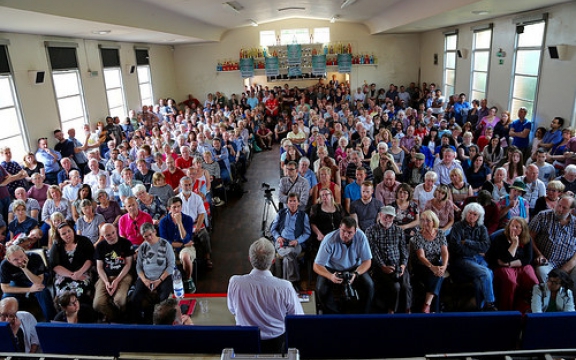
[0,81,574,340]
[270,81,576,314]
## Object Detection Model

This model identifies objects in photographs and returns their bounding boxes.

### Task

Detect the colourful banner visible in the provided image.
[312,55,326,76]
[338,54,352,73]
[240,58,254,78]
[265,57,280,77]
[287,44,302,65]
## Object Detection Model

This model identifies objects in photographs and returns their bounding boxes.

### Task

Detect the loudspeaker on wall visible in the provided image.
[28,70,45,85]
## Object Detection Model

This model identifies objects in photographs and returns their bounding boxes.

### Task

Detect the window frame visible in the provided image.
[509,19,547,119]
[51,69,89,137]
[470,25,493,101]
[443,31,458,97]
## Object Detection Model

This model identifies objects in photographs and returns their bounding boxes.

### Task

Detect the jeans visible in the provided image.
[451,254,495,308]
[316,267,374,314]
[3,285,56,321]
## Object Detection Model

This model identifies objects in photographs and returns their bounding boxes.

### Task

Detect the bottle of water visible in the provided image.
[173,268,184,298]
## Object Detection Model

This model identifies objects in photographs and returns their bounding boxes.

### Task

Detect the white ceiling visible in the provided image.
[0,0,569,44]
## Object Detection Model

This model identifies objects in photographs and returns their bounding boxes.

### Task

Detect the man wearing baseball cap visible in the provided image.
[365,206,412,313]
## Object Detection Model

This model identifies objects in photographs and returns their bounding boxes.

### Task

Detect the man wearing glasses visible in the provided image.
[118,196,153,248]
[0,297,40,353]
[279,161,310,212]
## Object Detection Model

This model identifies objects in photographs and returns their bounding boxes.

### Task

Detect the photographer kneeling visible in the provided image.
[313,217,374,314]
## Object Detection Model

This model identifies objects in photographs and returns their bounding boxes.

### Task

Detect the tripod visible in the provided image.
[261,190,279,239]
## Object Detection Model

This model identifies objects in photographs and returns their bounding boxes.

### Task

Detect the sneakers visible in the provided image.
[213,196,225,207]
[184,279,196,294]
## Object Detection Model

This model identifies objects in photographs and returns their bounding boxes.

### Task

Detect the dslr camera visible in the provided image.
[336,271,359,302]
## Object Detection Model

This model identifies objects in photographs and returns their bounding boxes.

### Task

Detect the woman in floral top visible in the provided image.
[391,183,419,236]
[412,210,449,313]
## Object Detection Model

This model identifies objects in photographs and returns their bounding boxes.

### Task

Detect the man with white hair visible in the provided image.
[84,158,110,188]
[227,238,303,353]
[433,147,466,185]
[515,164,546,215]
[62,170,83,202]
[556,164,576,194]
[8,188,40,222]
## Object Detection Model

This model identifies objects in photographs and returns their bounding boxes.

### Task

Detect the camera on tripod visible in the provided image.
[261,183,275,197]
[336,271,359,301]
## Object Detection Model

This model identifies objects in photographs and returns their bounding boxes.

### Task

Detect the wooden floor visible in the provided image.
[196,145,282,293]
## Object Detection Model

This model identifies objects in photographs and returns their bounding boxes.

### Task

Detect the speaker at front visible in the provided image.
[28,70,45,85]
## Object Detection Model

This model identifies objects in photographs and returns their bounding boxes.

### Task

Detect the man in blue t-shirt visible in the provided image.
[509,107,532,161]
[314,216,374,313]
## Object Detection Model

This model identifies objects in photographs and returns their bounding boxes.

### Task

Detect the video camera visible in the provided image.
[336,271,359,302]
[261,183,275,197]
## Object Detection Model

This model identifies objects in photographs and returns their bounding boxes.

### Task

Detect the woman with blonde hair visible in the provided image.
[412,210,449,313]
[533,180,565,216]
[448,168,473,211]
[48,212,66,249]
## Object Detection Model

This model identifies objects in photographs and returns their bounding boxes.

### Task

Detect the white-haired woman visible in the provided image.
[413,171,437,213]
[133,184,166,226]
[448,202,496,311]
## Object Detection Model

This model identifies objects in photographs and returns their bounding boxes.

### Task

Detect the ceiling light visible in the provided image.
[341,0,357,9]
[471,10,489,15]
[330,15,340,23]
[92,30,111,35]
[223,1,244,13]
[278,7,306,12]
[249,19,258,27]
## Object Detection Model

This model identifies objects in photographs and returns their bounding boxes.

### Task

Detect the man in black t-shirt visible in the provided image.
[0,245,55,321]
[93,223,134,322]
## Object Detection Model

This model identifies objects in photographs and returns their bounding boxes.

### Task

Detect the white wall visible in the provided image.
[418,1,576,128]
[172,19,421,100]
[0,32,177,151]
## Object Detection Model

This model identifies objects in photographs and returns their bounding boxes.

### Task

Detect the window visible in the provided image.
[443,32,458,96]
[510,20,546,117]
[280,28,310,45]
[470,27,492,101]
[260,30,276,47]
[313,27,330,44]
[135,49,153,107]
[47,44,88,137]
[0,44,27,160]
[100,48,127,118]
[261,28,330,46]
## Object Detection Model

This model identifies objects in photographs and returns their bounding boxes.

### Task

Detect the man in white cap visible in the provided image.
[365,206,412,314]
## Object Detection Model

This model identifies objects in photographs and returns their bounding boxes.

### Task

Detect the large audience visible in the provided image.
[0,80,575,338]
